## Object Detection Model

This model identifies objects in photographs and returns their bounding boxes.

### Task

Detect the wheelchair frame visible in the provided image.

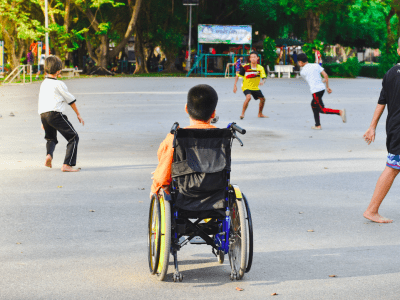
[148,123,253,282]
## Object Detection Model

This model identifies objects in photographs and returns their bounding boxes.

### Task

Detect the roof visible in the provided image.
[275,38,304,46]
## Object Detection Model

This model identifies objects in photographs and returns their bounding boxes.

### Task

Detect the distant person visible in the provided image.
[27,50,34,73]
[235,56,243,75]
[363,38,400,223]
[297,53,346,130]
[313,48,323,66]
[233,51,267,119]
[36,53,46,80]
[38,56,84,172]
[292,50,299,71]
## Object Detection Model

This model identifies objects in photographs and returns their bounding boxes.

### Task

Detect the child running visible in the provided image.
[150,84,218,197]
[38,55,84,172]
[297,53,346,129]
[233,51,267,119]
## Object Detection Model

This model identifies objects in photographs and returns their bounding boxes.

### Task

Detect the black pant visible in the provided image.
[41,111,79,166]
[311,90,340,126]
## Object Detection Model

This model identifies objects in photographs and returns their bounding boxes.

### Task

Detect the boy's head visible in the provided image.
[187,84,218,121]
[45,55,62,75]
[297,53,308,67]
[249,51,258,64]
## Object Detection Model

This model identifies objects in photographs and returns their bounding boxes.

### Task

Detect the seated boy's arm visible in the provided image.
[150,134,174,197]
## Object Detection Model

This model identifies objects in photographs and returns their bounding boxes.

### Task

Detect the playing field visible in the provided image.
[1,76,399,299]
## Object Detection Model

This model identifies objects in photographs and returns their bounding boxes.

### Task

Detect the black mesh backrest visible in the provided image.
[171,128,232,211]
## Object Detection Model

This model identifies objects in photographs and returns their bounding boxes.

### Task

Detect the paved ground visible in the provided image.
[1,76,399,299]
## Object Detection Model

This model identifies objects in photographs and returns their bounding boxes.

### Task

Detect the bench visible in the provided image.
[266,65,278,78]
[61,68,83,78]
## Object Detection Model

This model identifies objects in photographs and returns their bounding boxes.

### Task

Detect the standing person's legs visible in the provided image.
[251,90,268,118]
[47,112,80,172]
[41,112,58,168]
[364,160,400,223]
[240,91,252,119]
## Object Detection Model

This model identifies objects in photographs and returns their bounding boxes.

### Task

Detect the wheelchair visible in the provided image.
[148,122,253,282]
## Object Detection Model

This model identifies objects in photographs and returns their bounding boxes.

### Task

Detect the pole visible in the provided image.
[45,0,49,57]
[188,5,192,71]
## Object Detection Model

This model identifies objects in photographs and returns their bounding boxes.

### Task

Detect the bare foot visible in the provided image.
[363,211,393,223]
[240,115,244,120]
[61,164,81,172]
[45,154,52,168]
[258,114,268,118]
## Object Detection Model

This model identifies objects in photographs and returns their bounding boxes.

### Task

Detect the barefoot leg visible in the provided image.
[45,154,52,168]
[61,164,80,172]
[240,95,251,119]
[258,97,268,118]
[363,166,399,223]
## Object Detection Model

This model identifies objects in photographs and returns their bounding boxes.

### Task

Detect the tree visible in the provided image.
[279,0,356,42]
[74,0,142,69]
[0,0,43,70]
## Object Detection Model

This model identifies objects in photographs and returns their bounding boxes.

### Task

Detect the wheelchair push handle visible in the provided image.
[228,122,246,135]
[170,122,180,134]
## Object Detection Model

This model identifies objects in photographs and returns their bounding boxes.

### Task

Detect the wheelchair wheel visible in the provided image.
[229,199,247,280]
[148,195,161,274]
[242,193,253,273]
[155,195,171,281]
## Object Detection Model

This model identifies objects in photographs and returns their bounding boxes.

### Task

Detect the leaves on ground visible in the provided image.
[89,210,95,212]
[236,287,244,291]
[271,293,278,296]
[329,275,337,277]
[307,229,314,232]
[57,186,63,188]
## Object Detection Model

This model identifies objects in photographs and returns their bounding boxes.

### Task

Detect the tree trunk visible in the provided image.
[133,22,149,74]
[306,10,320,43]
[385,8,395,54]
[163,50,179,73]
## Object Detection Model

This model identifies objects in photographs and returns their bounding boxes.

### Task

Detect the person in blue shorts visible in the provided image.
[363,38,400,223]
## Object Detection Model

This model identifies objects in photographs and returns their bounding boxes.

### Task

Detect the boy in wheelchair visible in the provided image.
[150,84,218,198]
[149,84,252,282]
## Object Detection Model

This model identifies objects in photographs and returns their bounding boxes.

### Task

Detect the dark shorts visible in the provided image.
[243,89,264,100]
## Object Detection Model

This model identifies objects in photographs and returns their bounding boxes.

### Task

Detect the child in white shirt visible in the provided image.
[38,56,84,172]
[298,53,346,130]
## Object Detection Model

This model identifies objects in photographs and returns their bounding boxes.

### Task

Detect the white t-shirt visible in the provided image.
[300,63,326,94]
[39,54,45,65]
[38,78,76,114]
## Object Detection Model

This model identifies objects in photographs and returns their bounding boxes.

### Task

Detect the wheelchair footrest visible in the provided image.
[189,236,207,244]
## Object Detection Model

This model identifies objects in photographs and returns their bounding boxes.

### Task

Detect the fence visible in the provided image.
[2,65,33,85]
[187,54,262,77]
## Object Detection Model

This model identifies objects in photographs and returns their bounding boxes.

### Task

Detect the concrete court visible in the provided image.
[0,76,399,299]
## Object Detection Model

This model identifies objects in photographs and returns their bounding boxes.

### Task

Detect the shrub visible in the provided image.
[263,37,277,71]
[322,57,361,78]
[359,64,380,78]
[302,40,324,63]
[378,42,400,78]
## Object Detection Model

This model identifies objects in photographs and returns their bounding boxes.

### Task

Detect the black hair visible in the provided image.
[297,53,308,63]
[249,51,258,57]
[187,84,218,121]
[44,55,62,74]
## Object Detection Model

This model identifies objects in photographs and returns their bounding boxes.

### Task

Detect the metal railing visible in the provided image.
[2,65,33,85]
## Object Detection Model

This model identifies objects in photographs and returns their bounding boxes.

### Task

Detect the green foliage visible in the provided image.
[359,64,380,78]
[319,0,387,48]
[263,37,277,70]
[302,40,324,62]
[323,57,361,78]
[378,42,400,78]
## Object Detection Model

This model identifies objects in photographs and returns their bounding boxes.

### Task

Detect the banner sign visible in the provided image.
[0,41,4,73]
[198,25,252,45]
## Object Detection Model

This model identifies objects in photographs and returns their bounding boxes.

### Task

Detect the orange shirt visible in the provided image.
[151,123,217,194]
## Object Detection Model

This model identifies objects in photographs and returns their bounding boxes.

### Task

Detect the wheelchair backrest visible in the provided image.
[171,128,232,211]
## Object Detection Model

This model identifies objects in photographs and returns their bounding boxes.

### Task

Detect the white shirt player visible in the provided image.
[300,63,326,94]
[38,78,76,115]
